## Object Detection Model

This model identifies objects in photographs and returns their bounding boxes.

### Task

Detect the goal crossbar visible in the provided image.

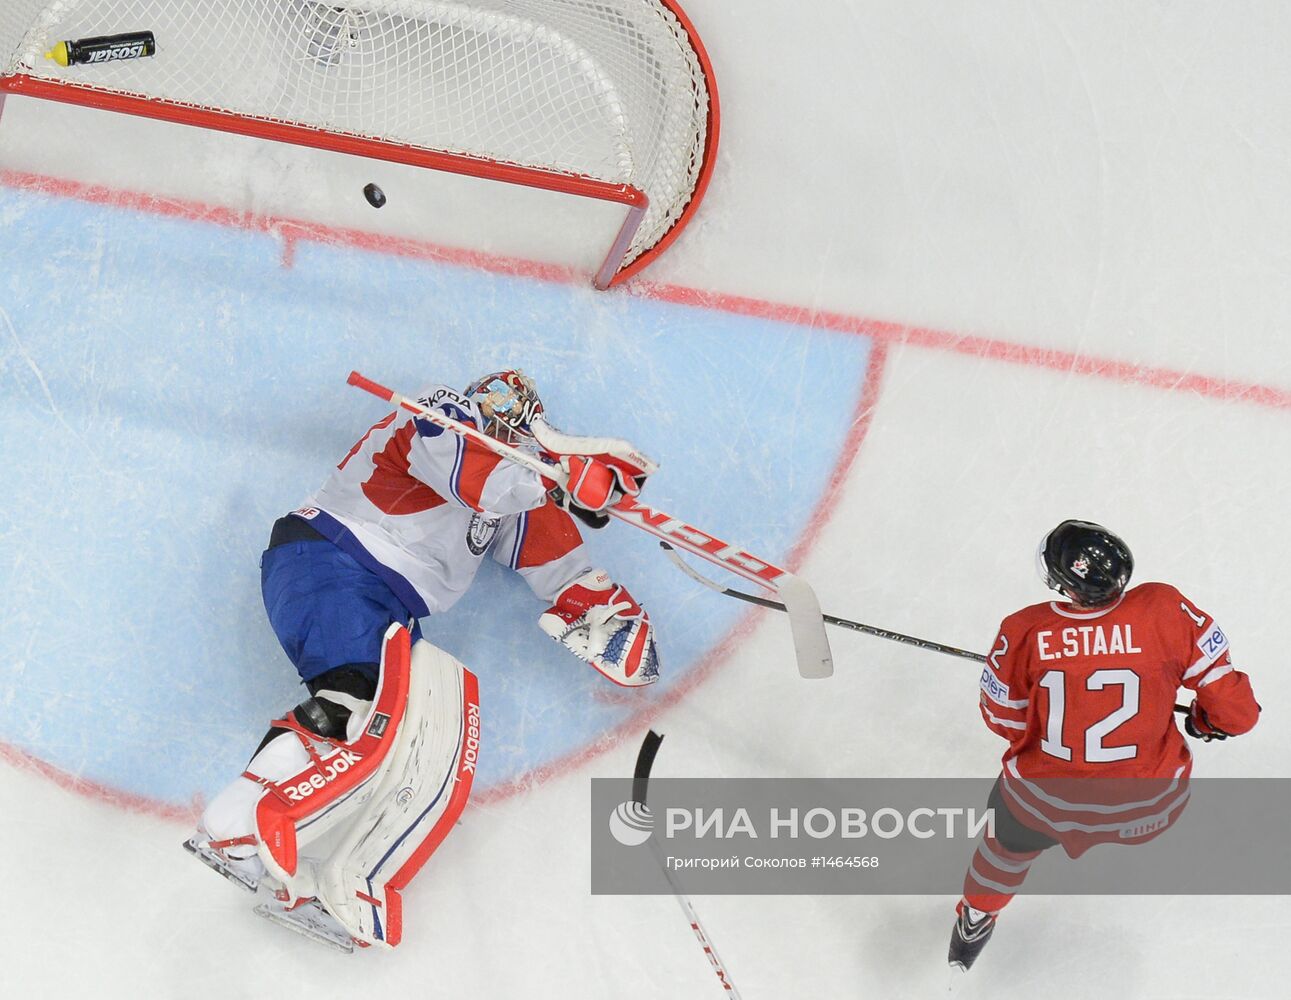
[0,71,649,288]
[0,0,718,288]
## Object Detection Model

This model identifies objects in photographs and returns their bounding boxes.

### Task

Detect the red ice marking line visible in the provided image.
[3,166,1289,410]
[472,339,889,805]
[0,739,200,823]
[0,168,583,284]
[642,283,1291,411]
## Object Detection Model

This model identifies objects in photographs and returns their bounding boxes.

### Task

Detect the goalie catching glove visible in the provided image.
[539,569,659,686]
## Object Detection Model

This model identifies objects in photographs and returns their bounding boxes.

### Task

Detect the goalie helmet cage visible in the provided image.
[0,0,719,288]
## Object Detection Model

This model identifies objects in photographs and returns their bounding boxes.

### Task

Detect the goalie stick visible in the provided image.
[634,731,744,998]
[661,542,986,663]
[660,544,1191,715]
[346,371,832,679]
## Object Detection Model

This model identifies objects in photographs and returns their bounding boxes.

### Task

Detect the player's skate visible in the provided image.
[183,830,265,893]
[948,903,996,971]
[255,895,356,954]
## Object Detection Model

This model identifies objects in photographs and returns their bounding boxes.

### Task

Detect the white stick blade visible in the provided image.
[775,574,834,678]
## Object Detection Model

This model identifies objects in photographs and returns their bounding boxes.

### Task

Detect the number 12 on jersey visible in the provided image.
[1038,669,1141,763]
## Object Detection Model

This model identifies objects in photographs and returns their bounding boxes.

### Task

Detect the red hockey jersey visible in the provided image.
[979,582,1259,855]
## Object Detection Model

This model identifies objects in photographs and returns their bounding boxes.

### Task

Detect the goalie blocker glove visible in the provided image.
[546,454,641,530]
[539,569,659,686]
[530,416,657,530]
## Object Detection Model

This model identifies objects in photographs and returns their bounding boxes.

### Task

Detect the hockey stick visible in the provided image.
[634,731,744,998]
[347,371,832,679]
[662,542,986,662]
[661,543,1191,715]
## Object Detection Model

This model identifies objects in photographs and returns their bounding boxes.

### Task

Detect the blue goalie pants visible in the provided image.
[260,518,418,686]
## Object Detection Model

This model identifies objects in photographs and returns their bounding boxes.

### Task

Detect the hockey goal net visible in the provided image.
[0,0,717,287]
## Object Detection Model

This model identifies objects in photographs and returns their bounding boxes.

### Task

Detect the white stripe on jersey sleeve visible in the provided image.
[982,708,1026,731]
[1197,664,1234,688]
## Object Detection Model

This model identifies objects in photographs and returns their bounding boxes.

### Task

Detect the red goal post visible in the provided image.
[0,0,719,288]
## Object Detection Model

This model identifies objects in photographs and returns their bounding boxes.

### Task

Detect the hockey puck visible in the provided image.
[363,183,386,208]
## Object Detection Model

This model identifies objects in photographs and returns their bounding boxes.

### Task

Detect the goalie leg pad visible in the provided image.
[190,719,333,893]
[252,622,414,886]
[313,639,480,949]
[198,727,319,861]
[192,623,413,922]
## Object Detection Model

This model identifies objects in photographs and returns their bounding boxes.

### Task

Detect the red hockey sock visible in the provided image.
[961,834,1042,915]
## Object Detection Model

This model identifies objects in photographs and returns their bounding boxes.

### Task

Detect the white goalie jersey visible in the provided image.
[295,384,592,615]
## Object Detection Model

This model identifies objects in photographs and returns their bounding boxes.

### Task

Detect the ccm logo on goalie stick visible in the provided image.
[614,498,785,584]
[282,749,363,802]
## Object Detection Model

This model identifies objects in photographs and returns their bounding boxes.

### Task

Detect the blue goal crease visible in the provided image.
[0,186,873,804]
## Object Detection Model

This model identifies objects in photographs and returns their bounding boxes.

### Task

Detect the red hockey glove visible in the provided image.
[538,570,660,687]
[566,455,621,510]
[1184,702,1231,742]
[548,453,652,529]
[529,418,656,526]
[564,453,649,506]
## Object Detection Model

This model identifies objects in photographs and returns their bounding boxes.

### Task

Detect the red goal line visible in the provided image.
[1,165,1288,413]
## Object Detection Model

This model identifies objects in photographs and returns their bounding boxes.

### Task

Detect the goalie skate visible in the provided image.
[183,833,263,894]
[255,896,357,954]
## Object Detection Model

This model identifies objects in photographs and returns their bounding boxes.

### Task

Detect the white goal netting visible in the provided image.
[0,0,713,275]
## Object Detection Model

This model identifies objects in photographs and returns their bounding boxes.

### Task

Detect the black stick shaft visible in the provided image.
[633,729,664,806]
[659,544,1190,715]
[722,585,988,662]
[630,731,745,998]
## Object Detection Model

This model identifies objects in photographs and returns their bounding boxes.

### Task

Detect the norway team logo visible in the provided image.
[465,513,501,555]
[609,800,655,846]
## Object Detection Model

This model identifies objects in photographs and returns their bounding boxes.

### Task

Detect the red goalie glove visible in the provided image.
[564,453,647,511]
[538,570,660,687]
[530,416,657,525]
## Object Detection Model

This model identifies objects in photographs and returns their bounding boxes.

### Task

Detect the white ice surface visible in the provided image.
[1,2,1289,998]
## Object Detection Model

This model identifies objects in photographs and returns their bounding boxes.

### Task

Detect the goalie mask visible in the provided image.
[464,370,544,444]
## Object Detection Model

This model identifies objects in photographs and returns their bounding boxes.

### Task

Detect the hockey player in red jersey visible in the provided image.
[949,519,1260,971]
[184,369,659,950]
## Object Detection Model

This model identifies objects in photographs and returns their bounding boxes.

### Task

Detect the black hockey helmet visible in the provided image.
[1036,520,1134,607]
